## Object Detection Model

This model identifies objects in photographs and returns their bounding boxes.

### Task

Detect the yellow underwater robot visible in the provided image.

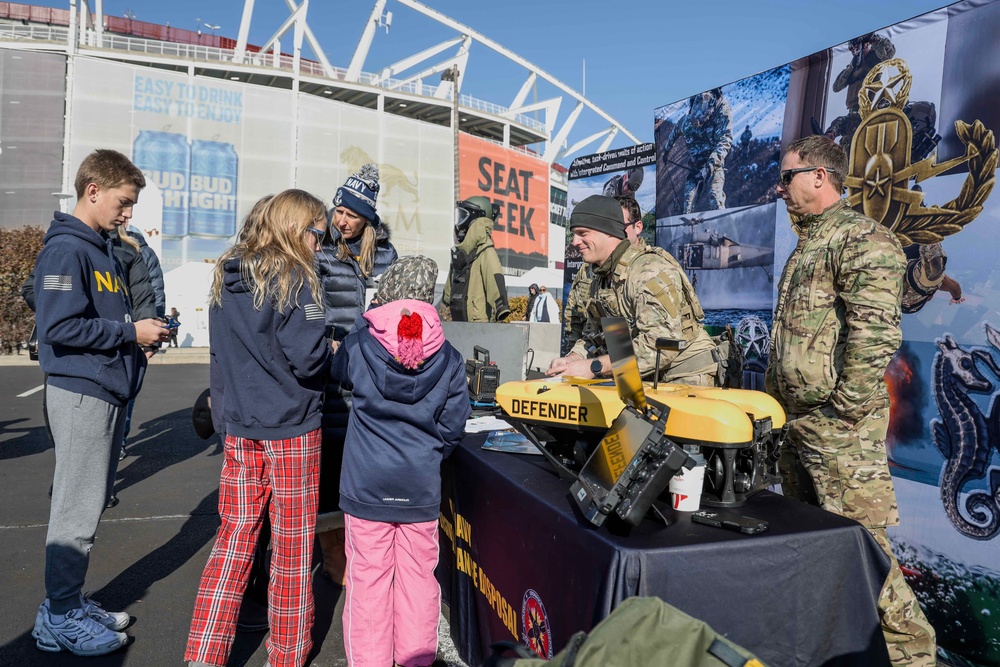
[496,319,785,525]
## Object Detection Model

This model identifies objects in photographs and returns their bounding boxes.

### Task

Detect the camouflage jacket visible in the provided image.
[766,200,905,421]
[664,99,733,170]
[563,263,593,346]
[571,240,716,381]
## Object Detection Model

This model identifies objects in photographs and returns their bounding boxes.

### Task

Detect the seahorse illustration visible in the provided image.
[931,333,1000,540]
[984,324,1000,457]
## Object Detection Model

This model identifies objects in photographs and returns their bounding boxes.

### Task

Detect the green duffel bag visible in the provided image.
[483,596,766,667]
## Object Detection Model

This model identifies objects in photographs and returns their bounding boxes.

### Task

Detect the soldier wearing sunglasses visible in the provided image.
[766,135,935,667]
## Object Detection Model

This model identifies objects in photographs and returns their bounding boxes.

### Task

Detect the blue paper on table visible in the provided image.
[482,429,542,455]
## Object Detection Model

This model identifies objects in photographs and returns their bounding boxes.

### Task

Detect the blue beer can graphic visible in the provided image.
[188,140,238,238]
[132,130,190,237]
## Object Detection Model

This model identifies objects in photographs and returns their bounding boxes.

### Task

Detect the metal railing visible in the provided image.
[0,23,546,135]
[100,32,235,65]
[460,94,543,131]
[0,23,69,43]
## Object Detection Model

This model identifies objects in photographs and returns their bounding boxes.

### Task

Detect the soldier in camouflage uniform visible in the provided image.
[563,262,593,352]
[546,195,716,384]
[662,88,733,213]
[601,166,644,199]
[766,136,936,667]
[563,196,644,353]
[824,32,895,153]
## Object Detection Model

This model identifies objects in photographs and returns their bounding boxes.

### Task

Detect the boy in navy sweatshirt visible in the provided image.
[30,149,170,656]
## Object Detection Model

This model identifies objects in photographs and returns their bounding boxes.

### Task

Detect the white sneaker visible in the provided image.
[80,594,131,631]
[33,595,131,638]
[32,604,128,656]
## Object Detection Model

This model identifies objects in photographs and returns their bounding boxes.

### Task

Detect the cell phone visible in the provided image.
[690,510,769,535]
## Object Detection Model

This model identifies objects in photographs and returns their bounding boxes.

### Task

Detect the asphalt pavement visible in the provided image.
[0,362,466,666]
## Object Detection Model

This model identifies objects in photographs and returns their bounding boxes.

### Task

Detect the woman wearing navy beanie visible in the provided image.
[315,163,398,584]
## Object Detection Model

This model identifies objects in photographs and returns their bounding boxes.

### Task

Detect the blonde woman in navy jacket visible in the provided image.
[314,164,397,584]
[186,189,330,667]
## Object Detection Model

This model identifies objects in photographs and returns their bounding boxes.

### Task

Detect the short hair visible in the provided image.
[785,136,847,192]
[74,149,146,199]
[615,195,641,224]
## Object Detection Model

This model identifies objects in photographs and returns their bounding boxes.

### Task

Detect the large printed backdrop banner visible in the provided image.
[652,2,1000,664]
[564,144,656,350]
[65,56,454,274]
[459,133,549,274]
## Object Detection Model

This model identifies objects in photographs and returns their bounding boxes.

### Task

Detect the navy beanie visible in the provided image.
[334,163,381,224]
[570,194,627,239]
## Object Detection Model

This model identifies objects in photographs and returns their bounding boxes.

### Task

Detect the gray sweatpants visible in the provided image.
[44,384,126,614]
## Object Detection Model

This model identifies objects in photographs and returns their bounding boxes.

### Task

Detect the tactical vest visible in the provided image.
[448,245,484,322]
[588,244,703,343]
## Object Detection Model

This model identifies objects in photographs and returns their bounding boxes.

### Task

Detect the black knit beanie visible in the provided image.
[569,195,626,239]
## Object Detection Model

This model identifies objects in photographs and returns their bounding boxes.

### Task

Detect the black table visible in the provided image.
[437,434,892,667]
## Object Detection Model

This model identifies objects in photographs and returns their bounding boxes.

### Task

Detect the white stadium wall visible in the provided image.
[64,56,455,275]
[0,49,66,228]
[0,49,458,343]
[1,46,563,348]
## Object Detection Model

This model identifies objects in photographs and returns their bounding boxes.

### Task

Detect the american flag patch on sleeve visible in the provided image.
[303,303,324,321]
[42,275,72,291]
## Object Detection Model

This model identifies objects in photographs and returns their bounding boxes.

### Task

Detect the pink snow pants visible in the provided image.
[342,513,440,667]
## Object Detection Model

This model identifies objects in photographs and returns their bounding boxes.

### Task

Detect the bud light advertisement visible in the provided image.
[133,130,190,237]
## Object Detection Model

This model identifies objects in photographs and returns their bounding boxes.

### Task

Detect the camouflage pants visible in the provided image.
[683,165,726,213]
[780,404,937,667]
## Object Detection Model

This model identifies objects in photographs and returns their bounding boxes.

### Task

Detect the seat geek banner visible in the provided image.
[459,133,549,274]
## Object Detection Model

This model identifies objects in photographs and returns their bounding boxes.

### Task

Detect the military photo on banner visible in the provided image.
[655,65,789,218]
[563,143,656,353]
[662,2,1000,664]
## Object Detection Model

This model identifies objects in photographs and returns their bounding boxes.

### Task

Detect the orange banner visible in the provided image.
[459,134,549,265]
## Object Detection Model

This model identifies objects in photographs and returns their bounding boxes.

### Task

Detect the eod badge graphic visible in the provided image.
[521,589,552,659]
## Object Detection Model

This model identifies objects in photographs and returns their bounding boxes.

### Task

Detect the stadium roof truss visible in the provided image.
[0,0,637,165]
[343,0,640,163]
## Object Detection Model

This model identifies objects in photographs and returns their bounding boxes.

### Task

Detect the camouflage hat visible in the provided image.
[377,255,438,304]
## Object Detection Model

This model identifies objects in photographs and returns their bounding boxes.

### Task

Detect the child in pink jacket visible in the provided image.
[330,256,470,667]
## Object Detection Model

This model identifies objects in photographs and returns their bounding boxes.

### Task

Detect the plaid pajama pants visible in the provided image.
[185,429,321,667]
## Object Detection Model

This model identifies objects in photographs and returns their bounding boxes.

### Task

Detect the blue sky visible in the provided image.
[32,0,953,153]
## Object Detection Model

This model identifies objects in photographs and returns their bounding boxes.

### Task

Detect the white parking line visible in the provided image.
[16,384,44,398]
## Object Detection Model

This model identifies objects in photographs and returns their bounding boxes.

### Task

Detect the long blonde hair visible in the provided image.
[210,189,326,311]
[334,223,377,278]
[116,221,141,253]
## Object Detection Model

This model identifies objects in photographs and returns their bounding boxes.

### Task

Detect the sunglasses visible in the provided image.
[305,227,326,241]
[779,166,836,186]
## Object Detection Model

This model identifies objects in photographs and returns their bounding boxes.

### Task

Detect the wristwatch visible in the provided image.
[590,358,603,377]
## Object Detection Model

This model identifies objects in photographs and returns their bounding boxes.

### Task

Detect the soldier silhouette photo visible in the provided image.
[661,88,733,213]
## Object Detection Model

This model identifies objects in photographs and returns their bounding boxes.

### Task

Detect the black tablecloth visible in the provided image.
[438,434,892,667]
